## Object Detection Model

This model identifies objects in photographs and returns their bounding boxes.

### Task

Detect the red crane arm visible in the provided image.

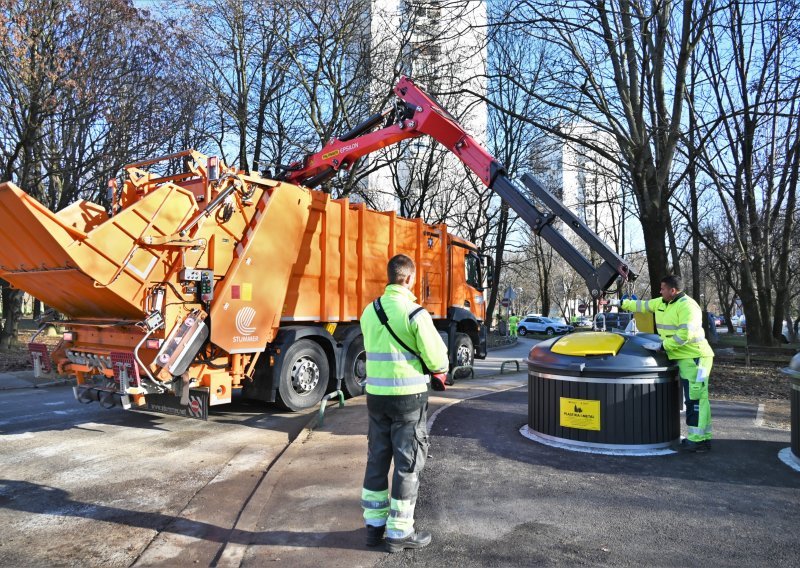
[281,76,502,188]
[277,76,635,297]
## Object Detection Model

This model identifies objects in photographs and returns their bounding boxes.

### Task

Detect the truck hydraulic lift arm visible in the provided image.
[279,76,636,298]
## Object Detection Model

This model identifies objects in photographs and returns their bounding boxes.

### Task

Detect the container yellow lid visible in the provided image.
[551,332,625,356]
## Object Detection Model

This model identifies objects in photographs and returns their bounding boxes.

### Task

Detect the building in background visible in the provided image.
[365,1,488,216]
[533,123,639,315]
[537,122,624,253]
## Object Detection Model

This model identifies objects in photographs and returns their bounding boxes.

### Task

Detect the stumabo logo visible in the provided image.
[235,307,256,335]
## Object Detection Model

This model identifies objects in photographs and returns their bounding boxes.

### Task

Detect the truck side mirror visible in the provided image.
[483,255,494,289]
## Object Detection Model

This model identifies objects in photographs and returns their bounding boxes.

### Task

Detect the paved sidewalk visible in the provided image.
[218,379,799,567]
[213,373,529,567]
[387,391,800,567]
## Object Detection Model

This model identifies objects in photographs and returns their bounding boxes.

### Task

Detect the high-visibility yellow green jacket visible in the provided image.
[621,293,714,360]
[360,284,449,396]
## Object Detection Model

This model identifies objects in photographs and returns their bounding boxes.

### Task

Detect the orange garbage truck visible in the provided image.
[0,76,634,419]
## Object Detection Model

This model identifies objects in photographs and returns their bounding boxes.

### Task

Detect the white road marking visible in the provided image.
[778,448,800,473]
[754,403,765,427]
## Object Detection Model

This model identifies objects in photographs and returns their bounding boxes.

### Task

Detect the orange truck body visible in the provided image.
[0,150,488,417]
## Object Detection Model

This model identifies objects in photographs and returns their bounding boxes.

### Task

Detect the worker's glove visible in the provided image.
[607,299,621,307]
[431,372,448,392]
[642,341,663,352]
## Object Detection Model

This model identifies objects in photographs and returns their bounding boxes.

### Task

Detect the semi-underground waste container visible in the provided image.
[779,353,800,471]
[524,331,680,453]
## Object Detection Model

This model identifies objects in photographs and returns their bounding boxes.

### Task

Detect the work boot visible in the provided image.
[365,525,386,547]
[386,530,432,553]
[675,439,711,453]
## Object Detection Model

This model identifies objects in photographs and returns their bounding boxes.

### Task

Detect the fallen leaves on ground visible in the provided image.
[711,362,792,429]
[0,329,61,373]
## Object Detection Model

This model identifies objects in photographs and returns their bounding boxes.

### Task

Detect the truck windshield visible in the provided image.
[465,253,481,289]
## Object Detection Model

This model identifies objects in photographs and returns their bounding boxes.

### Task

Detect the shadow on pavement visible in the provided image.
[0,479,368,551]
[0,388,311,437]
[430,388,800,489]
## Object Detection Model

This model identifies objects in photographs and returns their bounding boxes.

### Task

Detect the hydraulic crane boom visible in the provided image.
[278,76,636,298]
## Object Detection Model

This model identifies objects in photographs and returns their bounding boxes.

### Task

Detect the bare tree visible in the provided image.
[684,0,800,344]
[475,0,715,295]
[172,0,290,172]
[0,0,196,346]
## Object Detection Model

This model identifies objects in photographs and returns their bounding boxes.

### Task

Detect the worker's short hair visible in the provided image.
[661,274,683,291]
[388,254,416,284]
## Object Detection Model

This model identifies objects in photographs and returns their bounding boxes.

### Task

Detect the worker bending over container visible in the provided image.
[611,275,715,452]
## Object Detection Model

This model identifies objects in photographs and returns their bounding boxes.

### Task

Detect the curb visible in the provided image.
[0,373,75,391]
[213,406,335,567]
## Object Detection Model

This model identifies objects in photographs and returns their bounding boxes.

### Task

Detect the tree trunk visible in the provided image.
[486,204,510,331]
[638,204,671,296]
[0,289,24,350]
[0,279,8,320]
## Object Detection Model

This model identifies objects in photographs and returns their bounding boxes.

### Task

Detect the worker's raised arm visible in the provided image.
[619,298,662,313]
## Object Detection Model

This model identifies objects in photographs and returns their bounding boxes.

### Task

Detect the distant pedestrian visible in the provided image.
[359,254,449,552]
[611,275,715,452]
[508,313,519,337]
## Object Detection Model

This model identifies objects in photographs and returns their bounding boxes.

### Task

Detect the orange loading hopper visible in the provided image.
[0,181,197,319]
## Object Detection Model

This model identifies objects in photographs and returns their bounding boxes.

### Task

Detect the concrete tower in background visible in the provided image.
[365,1,487,216]
[539,123,626,255]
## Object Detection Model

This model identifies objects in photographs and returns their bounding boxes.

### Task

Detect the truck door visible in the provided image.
[449,244,485,321]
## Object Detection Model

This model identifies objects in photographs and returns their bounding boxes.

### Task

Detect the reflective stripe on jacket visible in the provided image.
[621,293,715,360]
[360,284,449,396]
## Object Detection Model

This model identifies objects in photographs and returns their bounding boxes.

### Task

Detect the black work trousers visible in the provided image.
[363,391,429,503]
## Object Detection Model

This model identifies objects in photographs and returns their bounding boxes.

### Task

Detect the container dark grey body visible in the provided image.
[527,332,680,450]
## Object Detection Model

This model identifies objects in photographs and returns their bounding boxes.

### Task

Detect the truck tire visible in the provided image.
[342,336,367,398]
[276,339,329,411]
[453,332,474,378]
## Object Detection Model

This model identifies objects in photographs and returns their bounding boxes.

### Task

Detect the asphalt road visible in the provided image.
[0,337,537,567]
[0,384,311,566]
[381,387,800,567]
[3,336,796,567]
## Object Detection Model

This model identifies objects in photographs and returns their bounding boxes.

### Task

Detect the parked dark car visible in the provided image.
[593,312,633,331]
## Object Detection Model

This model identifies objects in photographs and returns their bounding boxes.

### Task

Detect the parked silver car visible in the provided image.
[518,316,571,336]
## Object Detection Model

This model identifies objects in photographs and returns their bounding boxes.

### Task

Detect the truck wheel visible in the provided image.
[453,332,474,378]
[277,339,329,411]
[342,336,367,398]
[518,327,527,336]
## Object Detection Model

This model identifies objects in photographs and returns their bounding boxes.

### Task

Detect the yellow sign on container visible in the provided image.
[560,397,601,431]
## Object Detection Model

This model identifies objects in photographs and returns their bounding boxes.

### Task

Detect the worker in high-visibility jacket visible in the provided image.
[360,254,449,552]
[610,274,715,452]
